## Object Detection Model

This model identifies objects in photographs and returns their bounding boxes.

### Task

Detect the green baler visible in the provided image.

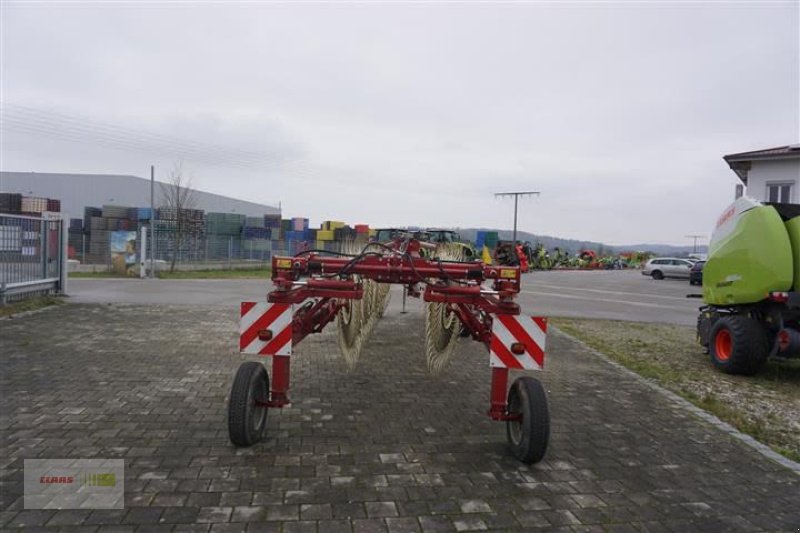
[697,197,800,374]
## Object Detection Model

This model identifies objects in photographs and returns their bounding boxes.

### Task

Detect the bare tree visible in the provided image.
[160,162,198,272]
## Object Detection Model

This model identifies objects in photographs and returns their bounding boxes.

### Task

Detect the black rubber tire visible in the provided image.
[506,376,550,464]
[709,315,769,375]
[228,362,269,446]
[651,270,664,280]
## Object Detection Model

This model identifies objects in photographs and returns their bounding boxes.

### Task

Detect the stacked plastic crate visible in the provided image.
[485,231,499,249]
[103,205,137,231]
[475,231,486,249]
[47,199,61,213]
[316,220,341,245]
[156,207,205,262]
[68,219,84,259]
[333,225,357,242]
[84,205,133,263]
[280,217,308,255]
[0,193,22,214]
[20,196,48,215]
[243,216,271,259]
[205,212,245,260]
[83,207,102,264]
[264,214,283,256]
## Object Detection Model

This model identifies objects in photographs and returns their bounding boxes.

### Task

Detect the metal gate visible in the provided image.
[0,214,67,304]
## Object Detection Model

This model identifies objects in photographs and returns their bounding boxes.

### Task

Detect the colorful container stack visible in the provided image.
[240,216,270,256]
[484,231,499,249]
[205,212,244,234]
[322,220,345,232]
[264,214,281,236]
[205,212,245,259]
[155,207,205,260]
[475,231,486,249]
[0,193,22,214]
[244,216,271,240]
[67,219,84,259]
[84,207,102,228]
[20,196,48,215]
[333,226,357,241]
[291,217,309,231]
[88,228,110,264]
[316,229,334,241]
[315,220,343,243]
[156,207,204,230]
[0,190,385,264]
[104,205,138,231]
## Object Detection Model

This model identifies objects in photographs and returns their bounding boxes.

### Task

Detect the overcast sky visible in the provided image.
[1,2,798,245]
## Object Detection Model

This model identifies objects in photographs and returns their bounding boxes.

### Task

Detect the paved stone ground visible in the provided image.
[1,303,799,532]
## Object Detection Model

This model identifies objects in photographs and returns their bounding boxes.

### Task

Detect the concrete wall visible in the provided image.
[746,159,800,203]
[0,172,280,219]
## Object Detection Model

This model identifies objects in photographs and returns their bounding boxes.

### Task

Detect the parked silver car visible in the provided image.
[642,257,694,280]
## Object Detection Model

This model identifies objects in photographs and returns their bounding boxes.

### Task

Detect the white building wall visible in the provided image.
[745,159,800,203]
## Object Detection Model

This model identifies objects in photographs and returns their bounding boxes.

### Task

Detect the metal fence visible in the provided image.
[71,225,352,271]
[0,213,67,303]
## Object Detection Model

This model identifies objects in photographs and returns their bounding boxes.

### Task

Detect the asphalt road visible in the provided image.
[517,270,701,326]
[68,269,701,326]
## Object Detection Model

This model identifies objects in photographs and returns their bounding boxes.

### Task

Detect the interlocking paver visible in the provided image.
[1,303,799,532]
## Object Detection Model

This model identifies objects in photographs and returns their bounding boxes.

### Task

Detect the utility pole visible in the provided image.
[150,165,155,278]
[685,234,705,254]
[494,191,540,245]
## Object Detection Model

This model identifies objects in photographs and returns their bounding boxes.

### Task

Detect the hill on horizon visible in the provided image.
[454,228,708,256]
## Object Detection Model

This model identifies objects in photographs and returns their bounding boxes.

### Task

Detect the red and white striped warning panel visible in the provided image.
[240,302,293,356]
[489,315,547,370]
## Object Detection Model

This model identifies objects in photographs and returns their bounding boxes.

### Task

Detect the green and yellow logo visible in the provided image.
[82,472,116,487]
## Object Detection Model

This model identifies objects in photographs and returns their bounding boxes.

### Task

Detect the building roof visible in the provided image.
[723,144,800,183]
[0,171,280,218]
[724,144,800,162]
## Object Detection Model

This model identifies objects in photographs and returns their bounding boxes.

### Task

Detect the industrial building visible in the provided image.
[0,171,372,266]
[0,171,280,219]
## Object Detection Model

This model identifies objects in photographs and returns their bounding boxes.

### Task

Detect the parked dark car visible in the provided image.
[689,260,705,285]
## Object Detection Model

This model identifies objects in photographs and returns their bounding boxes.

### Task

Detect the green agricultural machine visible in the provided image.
[697,197,800,374]
[425,229,477,259]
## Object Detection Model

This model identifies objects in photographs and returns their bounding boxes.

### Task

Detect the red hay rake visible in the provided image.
[228,236,550,463]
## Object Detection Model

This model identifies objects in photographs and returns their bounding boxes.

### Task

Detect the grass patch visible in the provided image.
[69,268,271,279]
[156,268,271,279]
[0,296,63,318]
[553,317,800,464]
[69,271,128,278]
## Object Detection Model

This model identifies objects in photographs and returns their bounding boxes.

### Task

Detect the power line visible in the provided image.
[2,114,272,168]
[0,104,289,169]
[4,104,277,161]
[6,104,279,164]
[685,234,706,254]
[2,117,263,169]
